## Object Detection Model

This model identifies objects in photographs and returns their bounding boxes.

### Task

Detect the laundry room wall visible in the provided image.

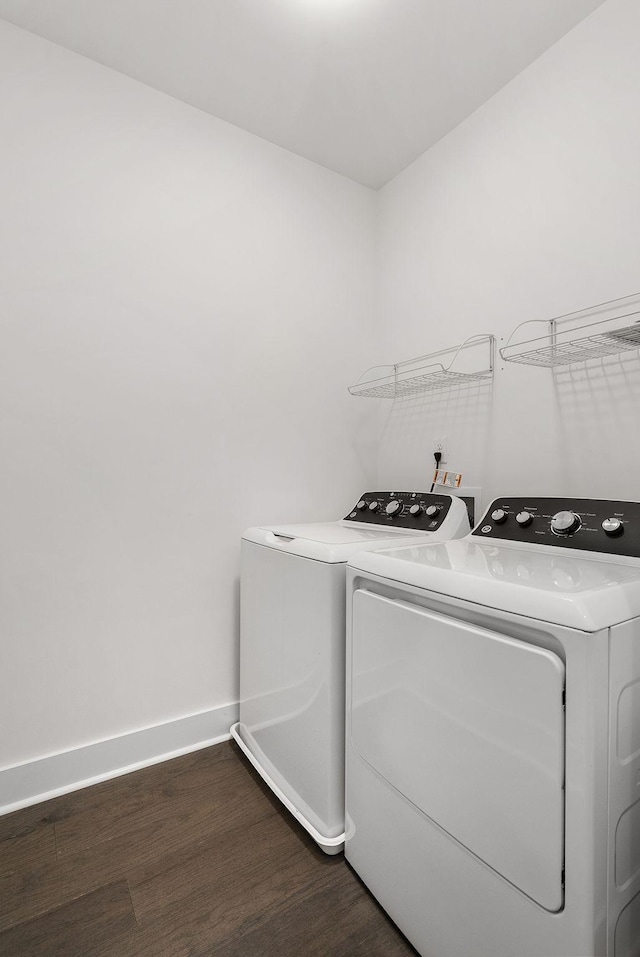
[373,0,640,511]
[0,20,376,807]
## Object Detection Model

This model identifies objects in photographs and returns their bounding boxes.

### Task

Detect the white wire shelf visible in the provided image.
[348,335,495,399]
[500,293,640,368]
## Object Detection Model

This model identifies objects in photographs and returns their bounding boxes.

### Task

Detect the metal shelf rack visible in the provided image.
[500,293,640,368]
[348,334,495,399]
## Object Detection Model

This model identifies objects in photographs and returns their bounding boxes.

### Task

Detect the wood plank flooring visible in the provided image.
[0,741,418,956]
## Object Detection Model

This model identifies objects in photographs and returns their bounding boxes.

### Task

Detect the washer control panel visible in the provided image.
[344,491,453,531]
[473,497,640,558]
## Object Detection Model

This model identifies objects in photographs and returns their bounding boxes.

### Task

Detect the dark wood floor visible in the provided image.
[0,740,418,956]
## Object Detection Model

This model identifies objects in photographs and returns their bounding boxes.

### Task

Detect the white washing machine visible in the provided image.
[230,490,469,854]
[345,496,640,957]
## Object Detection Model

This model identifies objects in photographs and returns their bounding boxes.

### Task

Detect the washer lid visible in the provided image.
[242,522,435,564]
[243,496,470,563]
[348,538,640,630]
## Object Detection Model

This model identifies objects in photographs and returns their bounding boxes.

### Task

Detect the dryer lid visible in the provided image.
[348,539,640,631]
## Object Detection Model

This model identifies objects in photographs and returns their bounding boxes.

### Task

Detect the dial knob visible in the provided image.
[491,509,507,524]
[356,500,367,511]
[602,517,623,537]
[515,511,533,527]
[386,500,402,516]
[551,510,580,535]
[409,504,423,516]
[425,505,439,517]
[368,501,379,512]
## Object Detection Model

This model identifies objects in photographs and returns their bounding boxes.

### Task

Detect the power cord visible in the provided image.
[430,450,442,492]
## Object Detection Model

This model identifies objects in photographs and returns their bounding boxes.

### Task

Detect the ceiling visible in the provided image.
[0,0,607,188]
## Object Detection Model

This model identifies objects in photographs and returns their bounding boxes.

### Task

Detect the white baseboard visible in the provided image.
[0,702,239,816]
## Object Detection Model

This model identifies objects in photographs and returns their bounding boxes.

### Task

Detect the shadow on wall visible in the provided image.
[553,351,640,498]
[376,380,494,491]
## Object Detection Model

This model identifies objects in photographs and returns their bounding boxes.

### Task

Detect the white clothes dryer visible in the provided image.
[345,495,640,957]
[230,490,469,854]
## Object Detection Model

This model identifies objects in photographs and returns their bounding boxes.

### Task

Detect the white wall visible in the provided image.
[374,0,640,509]
[4,0,640,804]
[0,21,376,777]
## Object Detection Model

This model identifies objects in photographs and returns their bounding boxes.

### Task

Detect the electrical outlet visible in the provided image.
[433,436,447,463]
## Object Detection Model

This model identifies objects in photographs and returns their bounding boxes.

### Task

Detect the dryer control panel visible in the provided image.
[473,497,640,558]
[344,491,454,532]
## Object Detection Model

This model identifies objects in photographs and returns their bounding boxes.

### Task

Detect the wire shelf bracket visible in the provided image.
[348,335,495,399]
[500,293,640,368]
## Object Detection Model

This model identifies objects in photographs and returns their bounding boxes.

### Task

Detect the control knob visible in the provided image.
[551,510,580,535]
[409,504,423,516]
[386,500,402,517]
[602,517,623,537]
[515,511,533,527]
[356,500,367,511]
[368,501,379,512]
[491,509,507,524]
[425,505,439,517]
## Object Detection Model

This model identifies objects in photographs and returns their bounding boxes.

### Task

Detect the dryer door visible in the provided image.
[350,589,566,911]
